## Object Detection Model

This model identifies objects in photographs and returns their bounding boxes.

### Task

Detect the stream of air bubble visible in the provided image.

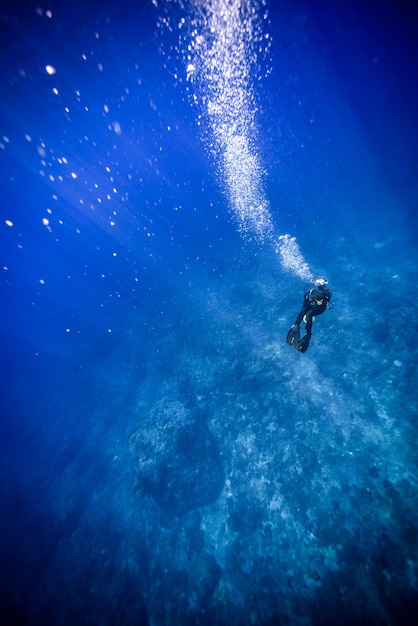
[162,0,314,281]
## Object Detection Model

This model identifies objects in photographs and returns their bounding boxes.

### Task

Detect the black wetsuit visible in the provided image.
[295,286,331,337]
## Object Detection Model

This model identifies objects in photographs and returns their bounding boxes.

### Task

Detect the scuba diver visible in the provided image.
[286,278,332,353]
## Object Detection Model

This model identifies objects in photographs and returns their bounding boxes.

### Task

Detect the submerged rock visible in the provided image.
[130,399,224,514]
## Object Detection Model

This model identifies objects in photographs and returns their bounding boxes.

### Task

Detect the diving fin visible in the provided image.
[295,334,311,353]
[286,324,300,347]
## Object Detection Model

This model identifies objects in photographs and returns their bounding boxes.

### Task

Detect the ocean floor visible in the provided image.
[2,203,418,626]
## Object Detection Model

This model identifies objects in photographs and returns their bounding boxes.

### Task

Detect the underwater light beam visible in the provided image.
[162,0,313,281]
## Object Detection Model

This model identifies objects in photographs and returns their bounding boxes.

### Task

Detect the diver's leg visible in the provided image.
[287,303,307,346]
[295,310,313,352]
[295,302,309,327]
[305,311,313,336]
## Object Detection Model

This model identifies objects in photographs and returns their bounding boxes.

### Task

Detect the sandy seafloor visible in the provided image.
[1,0,417,625]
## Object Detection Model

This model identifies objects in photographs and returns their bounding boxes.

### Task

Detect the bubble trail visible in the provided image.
[163,0,313,280]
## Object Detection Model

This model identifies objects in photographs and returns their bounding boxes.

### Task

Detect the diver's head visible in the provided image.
[314,278,328,288]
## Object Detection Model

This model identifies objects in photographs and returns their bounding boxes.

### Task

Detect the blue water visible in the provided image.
[1,0,417,624]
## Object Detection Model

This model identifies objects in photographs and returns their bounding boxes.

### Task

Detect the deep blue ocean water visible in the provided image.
[1,0,417,624]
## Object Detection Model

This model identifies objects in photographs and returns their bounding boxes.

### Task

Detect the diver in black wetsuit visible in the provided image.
[286,278,332,353]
